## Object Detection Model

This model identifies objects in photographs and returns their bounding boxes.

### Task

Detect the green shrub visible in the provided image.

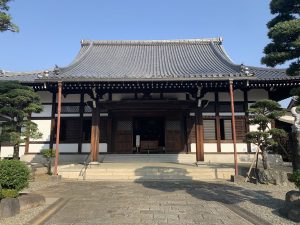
[1,189,19,198]
[291,170,300,189]
[0,160,30,192]
[41,149,55,158]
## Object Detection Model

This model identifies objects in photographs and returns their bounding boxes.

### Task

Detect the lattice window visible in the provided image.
[117,121,132,131]
[203,120,216,140]
[60,105,80,114]
[220,119,232,140]
[84,105,92,113]
[165,121,181,131]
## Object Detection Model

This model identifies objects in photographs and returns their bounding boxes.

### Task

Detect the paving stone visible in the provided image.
[37,181,260,225]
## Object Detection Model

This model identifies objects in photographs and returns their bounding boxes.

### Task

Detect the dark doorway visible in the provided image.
[133,117,165,152]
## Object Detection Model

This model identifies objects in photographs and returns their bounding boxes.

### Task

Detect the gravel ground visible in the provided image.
[231,181,299,225]
[0,176,57,225]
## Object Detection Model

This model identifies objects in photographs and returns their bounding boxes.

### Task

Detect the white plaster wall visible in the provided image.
[53,144,78,153]
[248,89,268,101]
[112,94,134,101]
[190,143,196,153]
[202,113,216,116]
[218,92,230,102]
[221,143,248,153]
[84,94,93,102]
[204,143,218,152]
[82,143,108,153]
[1,146,25,158]
[31,120,51,142]
[60,94,80,103]
[203,92,214,101]
[164,93,186,100]
[31,105,52,117]
[218,90,244,101]
[249,124,259,132]
[233,89,244,101]
[219,112,245,116]
[28,143,50,153]
[59,114,80,117]
[37,91,52,103]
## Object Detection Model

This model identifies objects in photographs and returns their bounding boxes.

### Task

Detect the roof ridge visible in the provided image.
[248,66,286,72]
[80,38,223,46]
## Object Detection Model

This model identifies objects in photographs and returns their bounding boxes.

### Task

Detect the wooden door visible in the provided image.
[113,119,133,153]
[165,119,184,153]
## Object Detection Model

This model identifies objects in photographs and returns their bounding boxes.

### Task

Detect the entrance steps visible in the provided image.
[58,163,235,181]
[101,154,196,164]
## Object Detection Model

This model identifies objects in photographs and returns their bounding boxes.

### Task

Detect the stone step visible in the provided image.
[59,165,234,181]
[102,154,196,163]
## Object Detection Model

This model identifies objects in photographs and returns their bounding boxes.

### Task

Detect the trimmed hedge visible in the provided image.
[1,189,19,198]
[0,160,30,192]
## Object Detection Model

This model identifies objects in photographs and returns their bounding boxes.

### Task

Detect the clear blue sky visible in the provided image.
[0,0,277,71]
[0,0,291,105]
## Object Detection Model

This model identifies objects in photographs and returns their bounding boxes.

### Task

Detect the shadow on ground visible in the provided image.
[134,166,286,221]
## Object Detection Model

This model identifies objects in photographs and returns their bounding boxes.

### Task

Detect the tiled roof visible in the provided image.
[0,38,298,82]
[54,38,250,81]
[0,70,45,82]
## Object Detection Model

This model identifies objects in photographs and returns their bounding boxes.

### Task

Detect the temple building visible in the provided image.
[0,38,299,164]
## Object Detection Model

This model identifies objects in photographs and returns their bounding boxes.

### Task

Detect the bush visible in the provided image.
[1,189,19,198]
[290,170,300,189]
[41,149,55,159]
[0,160,30,192]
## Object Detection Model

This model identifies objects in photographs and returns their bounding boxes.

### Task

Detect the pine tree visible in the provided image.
[0,81,42,159]
[246,100,287,170]
[261,0,300,76]
[0,0,18,32]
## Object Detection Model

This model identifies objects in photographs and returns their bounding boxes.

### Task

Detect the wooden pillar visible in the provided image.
[54,82,62,176]
[215,92,221,152]
[24,114,31,154]
[49,92,56,149]
[195,109,204,161]
[244,90,251,153]
[90,101,100,162]
[107,114,112,153]
[78,93,84,153]
[229,80,238,175]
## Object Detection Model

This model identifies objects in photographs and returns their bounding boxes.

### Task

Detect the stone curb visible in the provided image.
[0,193,45,218]
[19,193,46,211]
[27,198,70,225]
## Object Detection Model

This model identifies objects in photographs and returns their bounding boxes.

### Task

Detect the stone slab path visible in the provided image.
[33,181,273,225]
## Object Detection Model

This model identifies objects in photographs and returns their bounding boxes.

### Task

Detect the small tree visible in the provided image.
[0,81,43,159]
[41,149,55,175]
[246,100,287,170]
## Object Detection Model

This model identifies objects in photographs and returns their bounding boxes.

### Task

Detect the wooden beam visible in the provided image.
[215,92,221,152]
[90,101,100,161]
[54,82,62,175]
[195,109,204,161]
[229,80,238,176]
